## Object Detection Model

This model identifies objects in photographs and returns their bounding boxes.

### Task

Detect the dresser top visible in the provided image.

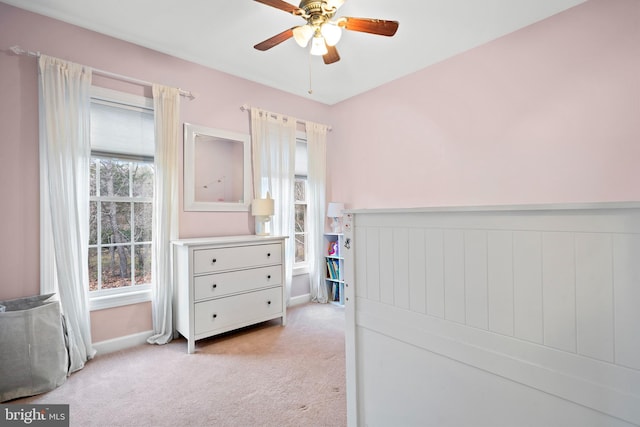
[172,234,287,247]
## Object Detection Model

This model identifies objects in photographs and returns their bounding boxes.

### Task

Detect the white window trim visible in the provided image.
[294,129,310,276]
[91,86,153,110]
[89,86,153,311]
[90,286,152,311]
[294,177,309,276]
[293,265,309,276]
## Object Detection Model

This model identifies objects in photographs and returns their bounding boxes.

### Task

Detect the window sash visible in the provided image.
[294,177,308,267]
[89,156,153,295]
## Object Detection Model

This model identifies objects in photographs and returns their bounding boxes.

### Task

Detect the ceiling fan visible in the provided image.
[253,0,399,65]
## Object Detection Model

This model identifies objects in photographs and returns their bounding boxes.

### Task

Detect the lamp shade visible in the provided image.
[327,202,344,218]
[252,193,274,216]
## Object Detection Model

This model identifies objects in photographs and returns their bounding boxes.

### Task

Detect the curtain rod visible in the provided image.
[9,45,196,100]
[240,104,332,131]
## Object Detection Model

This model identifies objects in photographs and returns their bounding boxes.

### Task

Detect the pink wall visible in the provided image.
[1,0,638,343]
[0,2,330,341]
[328,0,640,209]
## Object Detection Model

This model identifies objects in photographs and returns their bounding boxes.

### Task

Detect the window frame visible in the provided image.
[88,87,154,311]
[294,175,309,275]
[293,132,310,276]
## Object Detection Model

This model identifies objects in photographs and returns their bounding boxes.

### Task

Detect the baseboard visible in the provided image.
[93,295,312,354]
[93,330,154,355]
[290,293,311,306]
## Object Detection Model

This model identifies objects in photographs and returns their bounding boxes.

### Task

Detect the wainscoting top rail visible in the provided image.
[347,201,640,215]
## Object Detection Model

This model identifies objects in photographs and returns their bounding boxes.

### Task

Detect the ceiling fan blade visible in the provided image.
[253,0,300,14]
[254,27,295,51]
[339,17,399,37]
[323,44,340,65]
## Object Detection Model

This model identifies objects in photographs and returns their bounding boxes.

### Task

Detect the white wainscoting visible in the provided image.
[343,203,640,427]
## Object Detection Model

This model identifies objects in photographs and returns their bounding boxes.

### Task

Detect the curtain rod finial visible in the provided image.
[182,90,197,100]
[9,45,24,55]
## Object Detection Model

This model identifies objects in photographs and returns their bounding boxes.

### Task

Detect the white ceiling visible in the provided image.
[4,0,586,105]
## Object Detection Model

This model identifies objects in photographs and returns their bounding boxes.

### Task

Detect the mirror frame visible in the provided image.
[183,123,251,212]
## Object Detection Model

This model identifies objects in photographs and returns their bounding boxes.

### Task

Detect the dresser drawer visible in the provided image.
[194,287,283,336]
[193,243,281,274]
[193,265,282,301]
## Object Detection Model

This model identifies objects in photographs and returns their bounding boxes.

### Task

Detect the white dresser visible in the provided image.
[172,235,287,353]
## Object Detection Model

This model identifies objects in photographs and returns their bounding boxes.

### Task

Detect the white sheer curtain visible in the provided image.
[147,84,180,345]
[250,108,296,304]
[38,55,96,373]
[306,122,329,303]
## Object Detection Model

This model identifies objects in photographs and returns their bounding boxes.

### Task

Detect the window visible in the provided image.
[294,177,308,265]
[293,135,309,272]
[88,87,154,309]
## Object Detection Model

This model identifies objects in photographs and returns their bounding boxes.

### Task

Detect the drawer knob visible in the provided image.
[267,300,271,305]
[267,253,271,257]
[212,313,218,319]
[267,275,271,280]
[212,284,217,289]
[212,258,217,264]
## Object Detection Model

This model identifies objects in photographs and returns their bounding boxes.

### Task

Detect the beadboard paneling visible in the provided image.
[488,230,514,336]
[575,233,614,362]
[613,234,640,371]
[444,229,466,324]
[513,231,544,343]
[408,230,427,314]
[542,232,577,353]
[464,230,488,330]
[344,203,640,426]
[425,229,445,319]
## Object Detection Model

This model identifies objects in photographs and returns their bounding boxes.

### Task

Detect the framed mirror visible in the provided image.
[183,123,251,211]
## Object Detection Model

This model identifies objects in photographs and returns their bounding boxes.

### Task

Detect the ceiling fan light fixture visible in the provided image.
[253,0,400,65]
[320,22,342,46]
[310,35,328,56]
[293,24,314,47]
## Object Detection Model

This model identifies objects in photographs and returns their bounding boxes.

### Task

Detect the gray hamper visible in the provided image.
[0,294,68,402]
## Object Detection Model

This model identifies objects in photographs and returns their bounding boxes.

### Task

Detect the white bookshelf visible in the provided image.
[323,233,344,306]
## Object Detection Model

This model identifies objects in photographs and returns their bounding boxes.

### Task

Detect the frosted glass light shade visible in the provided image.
[321,23,342,46]
[293,25,314,48]
[310,36,328,56]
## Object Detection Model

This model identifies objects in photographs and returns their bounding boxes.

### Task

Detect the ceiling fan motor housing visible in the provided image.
[298,0,336,25]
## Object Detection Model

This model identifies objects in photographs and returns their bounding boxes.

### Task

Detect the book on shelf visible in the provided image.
[332,282,340,302]
[326,258,340,280]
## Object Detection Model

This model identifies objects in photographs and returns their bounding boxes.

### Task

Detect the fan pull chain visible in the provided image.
[308,51,313,95]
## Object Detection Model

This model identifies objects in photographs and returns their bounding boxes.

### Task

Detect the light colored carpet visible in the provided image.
[13,302,346,427]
